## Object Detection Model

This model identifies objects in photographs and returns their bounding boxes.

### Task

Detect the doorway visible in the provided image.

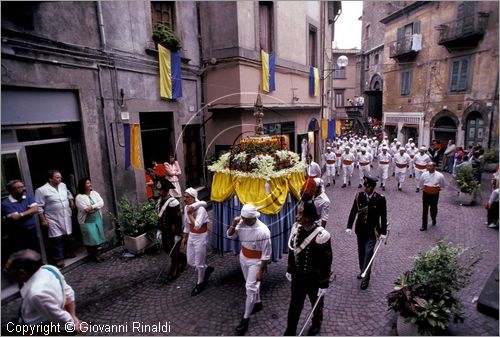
[140,112,174,169]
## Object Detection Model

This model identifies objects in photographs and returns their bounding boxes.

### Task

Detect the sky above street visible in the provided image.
[333,1,362,50]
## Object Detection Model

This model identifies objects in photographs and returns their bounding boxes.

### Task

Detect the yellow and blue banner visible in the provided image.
[159,44,182,100]
[309,66,319,97]
[124,123,142,170]
[261,50,276,93]
[328,120,336,139]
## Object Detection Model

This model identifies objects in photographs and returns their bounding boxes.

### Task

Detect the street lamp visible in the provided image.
[337,55,348,68]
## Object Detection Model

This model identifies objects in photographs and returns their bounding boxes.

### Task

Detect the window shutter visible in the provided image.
[397,27,404,40]
[458,59,469,91]
[412,21,420,34]
[450,61,460,91]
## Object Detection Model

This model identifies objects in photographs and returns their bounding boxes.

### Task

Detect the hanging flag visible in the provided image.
[321,119,328,140]
[261,50,276,92]
[124,123,143,170]
[328,119,336,140]
[309,66,319,97]
[336,120,342,136]
[159,44,182,100]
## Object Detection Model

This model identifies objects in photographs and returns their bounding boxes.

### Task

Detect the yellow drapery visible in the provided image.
[210,171,305,215]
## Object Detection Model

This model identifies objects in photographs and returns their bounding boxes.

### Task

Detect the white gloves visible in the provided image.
[156,230,162,241]
[317,288,328,297]
[345,228,352,236]
[380,234,387,240]
[174,235,182,243]
[285,272,292,282]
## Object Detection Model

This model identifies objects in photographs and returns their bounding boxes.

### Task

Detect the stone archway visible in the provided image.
[430,110,459,147]
[366,74,383,121]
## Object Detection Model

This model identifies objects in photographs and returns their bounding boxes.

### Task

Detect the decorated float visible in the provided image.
[208,95,305,261]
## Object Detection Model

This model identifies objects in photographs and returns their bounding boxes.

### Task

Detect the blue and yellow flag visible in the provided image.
[159,44,182,100]
[124,123,143,170]
[261,50,276,93]
[309,66,319,97]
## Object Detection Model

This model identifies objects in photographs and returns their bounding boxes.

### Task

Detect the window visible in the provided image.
[259,2,273,52]
[151,2,175,29]
[396,21,420,52]
[309,25,317,67]
[334,90,345,108]
[365,24,370,38]
[333,64,346,79]
[449,57,471,92]
[400,70,412,96]
[365,55,370,70]
[374,53,379,65]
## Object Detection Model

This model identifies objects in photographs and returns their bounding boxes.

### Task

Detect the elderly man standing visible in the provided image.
[227,204,272,335]
[181,187,214,296]
[35,170,75,268]
[4,249,80,333]
[419,162,446,231]
[1,180,40,253]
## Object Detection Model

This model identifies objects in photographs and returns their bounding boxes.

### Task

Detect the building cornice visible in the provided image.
[380,1,431,24]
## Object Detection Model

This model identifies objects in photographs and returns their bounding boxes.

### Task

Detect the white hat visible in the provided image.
[396,141,401,146]
[241,204,260,218]
[360,147,367,152]
[409,138,413,141]
[326,146,332,150]
[382,146,388,150]
[345,146,350,150]
[372,137,377,140]
[399,147,405,151]
[411,143,416,147]
[185,187,198,200]
[420,146,427,151]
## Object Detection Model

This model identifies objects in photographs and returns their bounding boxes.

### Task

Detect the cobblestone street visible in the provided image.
[2,170,498,336]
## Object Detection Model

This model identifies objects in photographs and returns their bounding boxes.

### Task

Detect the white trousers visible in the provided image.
[379,164,389,185]
[395,168,407,184]
[342,164,354,183]
[187,232,208,283]
[240,254,262,318]
[359,165,371,181]
[415,168,425,187]
[326,164,336,183]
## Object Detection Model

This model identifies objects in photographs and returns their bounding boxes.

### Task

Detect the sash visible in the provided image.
[157,197,177,218]
[293,226,323,256]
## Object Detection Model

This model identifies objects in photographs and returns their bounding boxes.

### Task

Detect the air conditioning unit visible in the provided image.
[412,34,422,51]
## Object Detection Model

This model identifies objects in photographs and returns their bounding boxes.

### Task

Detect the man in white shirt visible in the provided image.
[322,147,336,187]
[341,146,356,188]
[306,154,322,178]
[357,147,373,188]
[393,148,411,191]
[35,170,75,268]
[227,204,272,335]
[414,146,432,192]
[419,162,446,231]
[181,187,214,296]
[4,249,80,332]
[377,146,392,191]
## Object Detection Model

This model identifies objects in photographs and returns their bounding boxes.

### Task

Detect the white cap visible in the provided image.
[361,147,367,152]
[420,146,427,151]
[345,146,350,150]
[396,141,401,146]
[185,187,198,199]
[241,204,261,218]
[326,146,332,150]
[411,143,416,147]
[372,137,377,140]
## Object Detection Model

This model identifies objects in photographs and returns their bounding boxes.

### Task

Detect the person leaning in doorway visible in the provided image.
[75,178,106,262]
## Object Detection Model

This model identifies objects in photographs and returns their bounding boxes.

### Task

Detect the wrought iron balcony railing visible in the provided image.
[437,12,489,47]
[389,34,421,59]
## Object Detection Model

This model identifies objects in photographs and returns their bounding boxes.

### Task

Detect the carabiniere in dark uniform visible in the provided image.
[346,176,387,290]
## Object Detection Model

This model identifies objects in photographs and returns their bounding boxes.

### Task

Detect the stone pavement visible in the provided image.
[2,169,498,336]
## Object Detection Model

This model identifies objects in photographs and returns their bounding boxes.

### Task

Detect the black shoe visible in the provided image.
[380,183,383,187]
[251,302,263,315]
[332,180,335,186]
[341,184,346,188]
[308,325,321,336]
[235,317,250,335]
[381,186,385,191]
[191,283,205,296]
[432,221,436,226]
[204,266,214,282]
[283,329,295,336]
[392,172,395,176]
[358,184,362,188]
[416,188,420,193]
[360,278,370,290]
[348,180,351,186]
[357,273,363,279]
[420,227,427,231]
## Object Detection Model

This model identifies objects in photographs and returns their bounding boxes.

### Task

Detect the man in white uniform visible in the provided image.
[4,249,80,332]
[357,147,373,188]
[181,187,214,296]
[393,148,411,191]
[227,204,272,335]
[419,162,446,231]
[407,143,419,178]
[414,146,432,192]
[322,147,336,187]
[377,146,392,191]
[334,142,343,176]
[35,170,75,268]
[341,146,356,188]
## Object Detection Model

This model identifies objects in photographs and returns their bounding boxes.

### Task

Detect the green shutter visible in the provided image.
[412,21,420,34]
[458,59,469,91]
[450,60,460,91]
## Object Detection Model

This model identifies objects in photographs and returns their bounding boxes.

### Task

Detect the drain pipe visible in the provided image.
[96,1,106,49]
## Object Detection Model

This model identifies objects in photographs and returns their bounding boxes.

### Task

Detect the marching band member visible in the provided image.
[322,147,336,187]
[414,146,432,192]
[393,147,411,191]
[377,146,392,191]
[341,146,356,188]
[407,143,419,178]
[228,204,272,335]
[357,147,373,188]
[334,142,343,177]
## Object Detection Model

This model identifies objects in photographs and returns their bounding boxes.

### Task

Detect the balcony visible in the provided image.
[389,34,421,60]
[437,12,489,50]
[345,105,363,118]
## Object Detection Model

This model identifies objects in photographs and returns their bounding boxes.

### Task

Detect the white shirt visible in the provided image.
[307,161,322,177]
[20,266,75,325]
[227,219,272,261]
[489,189,499,204]
[183,204,209,234]
[341,152,356,164]
[357,152,373,164]
[407,147,419,160]
[419,170,446,189]
[314,192,330,222]
[35,182,74,238]
[378,152,392,164]
[394,152,411,165]
[75,190,104,225]
[414,153,432,168]
[323,152,336,165]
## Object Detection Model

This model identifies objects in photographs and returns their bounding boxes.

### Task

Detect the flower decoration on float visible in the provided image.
[208,135,306,180]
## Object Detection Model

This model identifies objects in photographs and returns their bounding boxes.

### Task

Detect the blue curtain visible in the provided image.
[212,194,298,262]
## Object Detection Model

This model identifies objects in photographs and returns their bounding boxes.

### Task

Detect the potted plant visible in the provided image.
[110,196,159,254]
[387,241,479,336]
[454,165,480,205]
[483,146,499,172]
[152,23,182,51]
